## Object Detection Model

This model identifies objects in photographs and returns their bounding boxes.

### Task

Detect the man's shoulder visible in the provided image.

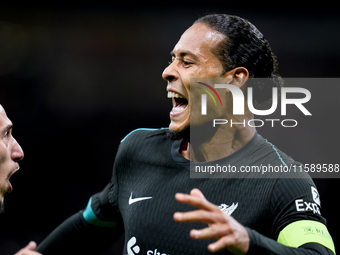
[119,127,169,145]
[252,134,298,167]
[240,134,312,179]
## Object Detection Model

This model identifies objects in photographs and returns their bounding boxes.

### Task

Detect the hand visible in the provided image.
[14,241,42,255]
[173,188,250,254]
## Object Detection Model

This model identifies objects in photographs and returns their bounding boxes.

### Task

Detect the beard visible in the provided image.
[166,128,190,141]
[0,200,4,214]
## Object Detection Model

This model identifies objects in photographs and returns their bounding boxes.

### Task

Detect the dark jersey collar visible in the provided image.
[171,132,261,169]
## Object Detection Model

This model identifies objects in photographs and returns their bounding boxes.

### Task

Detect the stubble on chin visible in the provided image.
[0,200,4,214]
[166,128,190,141]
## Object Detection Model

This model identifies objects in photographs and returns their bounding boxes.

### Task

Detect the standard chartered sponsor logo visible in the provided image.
[127,236,169,255]
[127,236,140,255]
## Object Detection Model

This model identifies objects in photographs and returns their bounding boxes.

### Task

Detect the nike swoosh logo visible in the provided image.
[129,192,152,205]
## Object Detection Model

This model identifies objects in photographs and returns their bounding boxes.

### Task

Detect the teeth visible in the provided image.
[172,106,185,112]
[167,91,185,98]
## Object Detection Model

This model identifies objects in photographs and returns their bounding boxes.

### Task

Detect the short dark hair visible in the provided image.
[194,14,283,103]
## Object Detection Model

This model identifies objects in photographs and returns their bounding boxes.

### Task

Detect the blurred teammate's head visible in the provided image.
[0,105,24,213]
[163,14,281,138]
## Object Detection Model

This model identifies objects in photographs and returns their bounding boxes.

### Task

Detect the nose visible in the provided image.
[11,138,24,162]
[162,61,178,82]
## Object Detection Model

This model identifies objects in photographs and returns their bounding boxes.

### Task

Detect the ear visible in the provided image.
[222,67,249,89]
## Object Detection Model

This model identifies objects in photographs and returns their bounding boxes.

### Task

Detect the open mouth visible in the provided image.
[167,92,188,114]
[6,167,19,193]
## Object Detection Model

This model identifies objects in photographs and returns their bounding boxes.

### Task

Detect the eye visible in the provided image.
[182,60,194,67]
[3,132,9,144]
[4,129,12,140]
[168,56,176,65]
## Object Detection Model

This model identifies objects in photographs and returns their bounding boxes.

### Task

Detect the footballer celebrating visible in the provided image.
[37,14,335,255]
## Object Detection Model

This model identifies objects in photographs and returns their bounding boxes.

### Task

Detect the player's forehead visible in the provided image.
[172,22,225,60]
[0,105,12,131]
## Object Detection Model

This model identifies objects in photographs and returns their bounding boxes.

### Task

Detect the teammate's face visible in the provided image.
[0,105,24,212]
[162,23,226,133]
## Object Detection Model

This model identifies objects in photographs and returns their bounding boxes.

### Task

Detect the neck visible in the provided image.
[180,116,256,162]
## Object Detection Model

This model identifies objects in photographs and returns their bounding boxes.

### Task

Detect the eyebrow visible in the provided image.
[170,50,199,61]
[1,124,13,135]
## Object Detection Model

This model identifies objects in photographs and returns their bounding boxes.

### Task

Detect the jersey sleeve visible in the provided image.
[83,175,123,227]
[247,227,335,255]
[245,175,335,255]
[36,211,123,255]
[270,176,335,253]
